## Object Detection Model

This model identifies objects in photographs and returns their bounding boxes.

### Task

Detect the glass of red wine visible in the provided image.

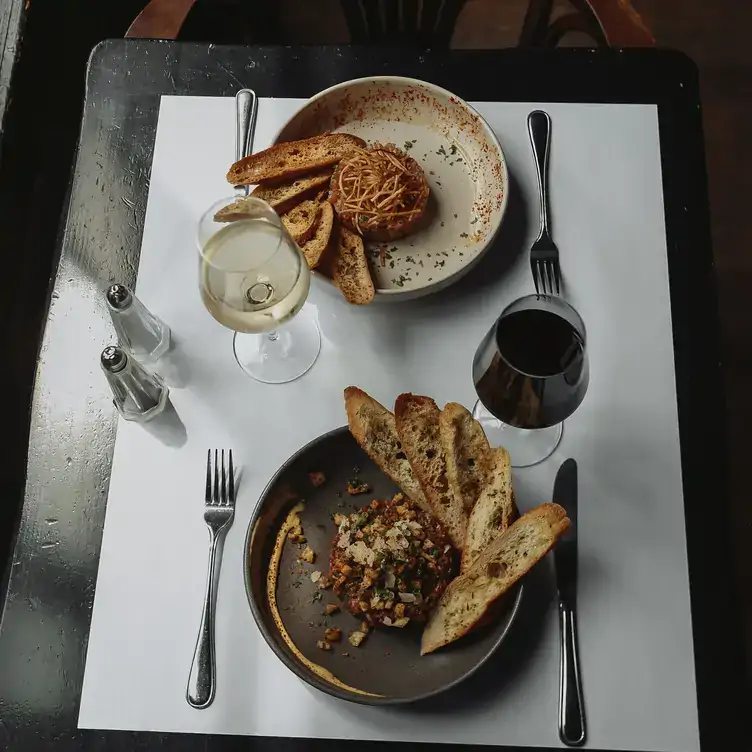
[472,294,589,468]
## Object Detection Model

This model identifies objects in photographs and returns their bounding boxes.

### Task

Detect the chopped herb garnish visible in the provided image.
[450,144,458,155]
[460,232,469,238]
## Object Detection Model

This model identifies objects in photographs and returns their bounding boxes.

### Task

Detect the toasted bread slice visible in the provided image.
[394,394,467,549]
[461,447,515,574]
[300,202,335,269]
[213,197,256,223]
[227,133,366,185]
[421,503,570,654]
[439,402,491,513]
[252,170,333,214]
[344,387,429,511]
[281,199,321,244]
[331,225,375,305]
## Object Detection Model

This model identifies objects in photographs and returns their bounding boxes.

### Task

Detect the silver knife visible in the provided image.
[553,458,586,747]
[234,89,258,198]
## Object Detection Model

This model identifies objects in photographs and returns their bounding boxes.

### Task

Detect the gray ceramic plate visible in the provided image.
[244,426,523,705]
[274,76,509,301]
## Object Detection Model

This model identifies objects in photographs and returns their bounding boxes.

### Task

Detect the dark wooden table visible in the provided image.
[0,41,744,751]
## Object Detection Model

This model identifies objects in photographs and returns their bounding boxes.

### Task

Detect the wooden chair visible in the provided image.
[126,0,655,47]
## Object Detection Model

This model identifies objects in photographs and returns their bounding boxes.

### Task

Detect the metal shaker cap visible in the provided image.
[106,284,133,310]
[101,345,127,373]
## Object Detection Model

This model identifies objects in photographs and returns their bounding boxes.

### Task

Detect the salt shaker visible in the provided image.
[101,346,169,423]
[106,283,170,363]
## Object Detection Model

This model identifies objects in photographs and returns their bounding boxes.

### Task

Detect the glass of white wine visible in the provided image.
[197,195,321,384]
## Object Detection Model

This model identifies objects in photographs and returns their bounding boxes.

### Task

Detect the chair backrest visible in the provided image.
[125,0,655,47]
[339,0,466,47]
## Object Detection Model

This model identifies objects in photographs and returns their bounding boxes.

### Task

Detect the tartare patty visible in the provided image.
[329,143,430,242]
[329,495,455,627]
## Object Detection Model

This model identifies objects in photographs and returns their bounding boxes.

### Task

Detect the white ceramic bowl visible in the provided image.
[274,76,509,301]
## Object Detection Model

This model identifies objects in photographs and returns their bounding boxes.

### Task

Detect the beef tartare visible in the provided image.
[329,495,455,627]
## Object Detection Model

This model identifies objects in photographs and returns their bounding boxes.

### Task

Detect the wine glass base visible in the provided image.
[233,311,321,384]
[472,401,563,468]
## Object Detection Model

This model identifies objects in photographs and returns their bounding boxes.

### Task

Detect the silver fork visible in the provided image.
[186,449,236,709]
[528,110,562,296]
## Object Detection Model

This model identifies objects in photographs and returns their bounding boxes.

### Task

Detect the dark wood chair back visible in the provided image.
[339,0,466,46]
[126,0,655,47]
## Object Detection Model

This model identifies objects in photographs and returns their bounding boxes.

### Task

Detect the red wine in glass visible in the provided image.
[472,295,589,467]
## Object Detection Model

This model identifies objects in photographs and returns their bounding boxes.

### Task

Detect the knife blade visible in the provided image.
[553,458,586,747]
[554,458,578,605]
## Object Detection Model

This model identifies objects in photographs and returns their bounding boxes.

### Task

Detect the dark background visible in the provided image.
[1,0,749,721]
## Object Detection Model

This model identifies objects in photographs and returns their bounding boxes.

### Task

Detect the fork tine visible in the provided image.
[205,450,212,503]
[221,449,227,505]
[539,260,548,296]
[535,260,544,296]
[531,259,540,296]
[552,261,559,296]
[228,450,235,505]
[546,259,554,295]
[554,260,562,295]
[213,449,219,505]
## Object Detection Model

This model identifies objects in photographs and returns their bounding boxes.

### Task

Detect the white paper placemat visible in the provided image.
[78,96,699,751]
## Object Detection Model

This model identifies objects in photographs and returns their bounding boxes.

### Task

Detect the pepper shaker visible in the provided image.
[101,346,169,423]
[106,283,170,363]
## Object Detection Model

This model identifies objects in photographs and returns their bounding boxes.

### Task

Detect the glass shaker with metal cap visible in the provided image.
[106,283,170,363]
[101,345,169,422]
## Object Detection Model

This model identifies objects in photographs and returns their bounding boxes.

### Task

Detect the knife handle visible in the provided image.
[558,601,586,747]
[234,89,257,197]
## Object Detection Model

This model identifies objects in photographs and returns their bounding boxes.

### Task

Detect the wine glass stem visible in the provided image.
[267,331,279,342]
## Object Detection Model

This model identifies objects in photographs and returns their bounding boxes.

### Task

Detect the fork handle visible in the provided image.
[528,110,552,240]
[187,529,220,708]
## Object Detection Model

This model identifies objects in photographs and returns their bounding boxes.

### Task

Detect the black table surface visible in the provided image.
[0,40,744,752]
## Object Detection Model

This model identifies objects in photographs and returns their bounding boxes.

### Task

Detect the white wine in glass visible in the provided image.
[197,196,320,383]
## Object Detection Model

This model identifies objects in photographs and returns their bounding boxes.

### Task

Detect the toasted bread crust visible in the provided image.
[331,225,375,305]
[439,402,491,513]
[344,387,429,510]
[252,170,333,214]
[281,199,321,244]
[394,394,468,549]
[300,202,335,269]
[227,133,366,185]
[461,447,515,574]
[421,503,569,654]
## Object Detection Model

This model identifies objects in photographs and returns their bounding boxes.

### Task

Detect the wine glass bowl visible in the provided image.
[472,294,589,467]
[197,195,320,384]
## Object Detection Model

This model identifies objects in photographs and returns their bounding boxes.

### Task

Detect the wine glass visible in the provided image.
[197,195,321,384]
[472,294,589,468]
